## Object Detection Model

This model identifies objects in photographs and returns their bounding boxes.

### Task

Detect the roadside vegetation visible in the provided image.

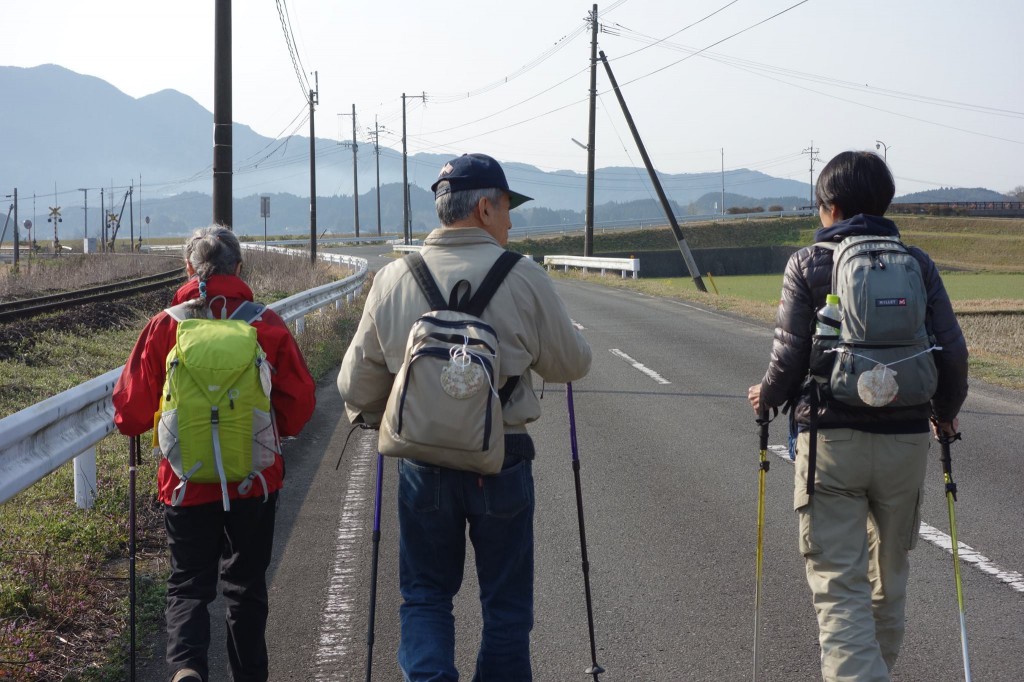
[0,250,364,681]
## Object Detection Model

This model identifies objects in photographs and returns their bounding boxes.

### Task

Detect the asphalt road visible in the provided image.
[138,251,1024,681]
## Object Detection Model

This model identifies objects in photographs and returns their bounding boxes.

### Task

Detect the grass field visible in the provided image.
[704,272,1024,306]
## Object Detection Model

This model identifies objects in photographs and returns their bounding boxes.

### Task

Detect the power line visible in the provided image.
[275,0,311,98]
[610,26,1024,119]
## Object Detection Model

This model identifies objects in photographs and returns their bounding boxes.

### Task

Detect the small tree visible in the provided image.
[1008,186,1024,201]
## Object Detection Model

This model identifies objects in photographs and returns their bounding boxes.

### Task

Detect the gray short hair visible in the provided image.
[183,225,242,281]
[435,182,505,226]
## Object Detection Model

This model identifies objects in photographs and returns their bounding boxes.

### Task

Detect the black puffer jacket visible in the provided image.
[759,213,969,433]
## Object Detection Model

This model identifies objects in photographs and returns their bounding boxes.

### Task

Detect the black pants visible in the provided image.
[163,493,278,682]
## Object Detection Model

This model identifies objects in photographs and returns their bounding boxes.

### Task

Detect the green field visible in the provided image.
[703,272,1024,305]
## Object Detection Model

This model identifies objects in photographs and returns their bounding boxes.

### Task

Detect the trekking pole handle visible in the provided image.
[936,429,962,500]
[757,405,770,454]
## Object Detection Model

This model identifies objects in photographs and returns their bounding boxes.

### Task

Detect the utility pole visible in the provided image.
[99,188,105,252]
[78,188,88,243]
[213,0,233,228]
[10,189,18,268]
[598,50,707,292]
[309,71,319,264]
[720,149,726,215]
[368,117,386,236]
[129,181,135,250]
[584,3,599,257]
[339,104,360,237]
[7,189,17,266]
[802,141,821,208]
[401,92,426,245]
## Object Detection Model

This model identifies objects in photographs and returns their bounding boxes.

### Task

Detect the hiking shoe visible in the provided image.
[171,669,202,682]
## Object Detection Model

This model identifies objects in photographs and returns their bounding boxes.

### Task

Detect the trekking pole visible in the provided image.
[365,453,384,682]
[128,435,140,682]
[566,382,605,680]
[938,428,972,681]
[752,408,773,682]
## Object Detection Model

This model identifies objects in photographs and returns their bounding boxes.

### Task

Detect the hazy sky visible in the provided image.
[5,0,1023,197]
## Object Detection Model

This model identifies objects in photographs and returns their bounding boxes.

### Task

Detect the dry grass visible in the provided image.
[0,254,180,302]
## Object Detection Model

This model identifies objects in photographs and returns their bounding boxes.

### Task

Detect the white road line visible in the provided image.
[314,435,375,680]
[609,348,671,385]
[571,319,586,330]
[770,445,1024,594]
[918,522,1024,593]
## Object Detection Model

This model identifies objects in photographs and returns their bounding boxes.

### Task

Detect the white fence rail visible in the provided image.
[0,247,369,507]
[543,255,639,279]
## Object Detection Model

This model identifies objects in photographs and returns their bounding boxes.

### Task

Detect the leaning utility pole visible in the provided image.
[213,0,232,228]
[309,71,319,264]
[401,92,426,245]
[802,141,820,208]
[339,104,360,236]
[598,50,707,292]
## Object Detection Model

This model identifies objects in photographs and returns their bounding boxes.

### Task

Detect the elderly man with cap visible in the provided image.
[338,153,592,681]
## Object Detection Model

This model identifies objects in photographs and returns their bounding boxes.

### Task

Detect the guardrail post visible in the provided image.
[74,448,97,509]
[295,316,306,335]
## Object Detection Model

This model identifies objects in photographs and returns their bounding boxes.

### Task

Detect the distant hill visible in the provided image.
[0,64,1004,235]
[893,187,1012,203]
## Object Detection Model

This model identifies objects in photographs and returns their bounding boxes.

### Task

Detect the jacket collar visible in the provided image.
[423,226,501,247]
[171,274,254,305]
[814,213,900,243]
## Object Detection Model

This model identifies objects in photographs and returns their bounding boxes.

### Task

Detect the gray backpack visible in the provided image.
[813,235,939,408]
[378,251,523,474]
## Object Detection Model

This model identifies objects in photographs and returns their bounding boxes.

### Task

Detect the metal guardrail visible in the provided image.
[0,246,369,507]
[544,255,640,279]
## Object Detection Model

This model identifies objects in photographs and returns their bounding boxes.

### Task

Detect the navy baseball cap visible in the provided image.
[430,153,533,209]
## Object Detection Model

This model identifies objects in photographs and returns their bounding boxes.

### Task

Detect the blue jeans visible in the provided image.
[397,457,535,682]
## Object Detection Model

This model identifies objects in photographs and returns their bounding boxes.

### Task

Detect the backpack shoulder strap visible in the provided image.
[164,302,197,322]
[461,251,524,317]
[404,253,448,311]
[229,301,267,324]
[815,241,838,252]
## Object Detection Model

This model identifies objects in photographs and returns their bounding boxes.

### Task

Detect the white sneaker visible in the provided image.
[171,669,202,682]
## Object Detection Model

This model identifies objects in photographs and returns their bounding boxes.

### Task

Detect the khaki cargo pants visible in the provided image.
[795,428,930,682]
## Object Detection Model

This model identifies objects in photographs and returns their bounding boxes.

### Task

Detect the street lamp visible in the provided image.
[875,140,890,163]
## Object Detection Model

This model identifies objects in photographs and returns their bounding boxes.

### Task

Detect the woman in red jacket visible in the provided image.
[114,225,315,682]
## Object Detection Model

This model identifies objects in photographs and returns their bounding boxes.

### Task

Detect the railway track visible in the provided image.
[0,268,186,323]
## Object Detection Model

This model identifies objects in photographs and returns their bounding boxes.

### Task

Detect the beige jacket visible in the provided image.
[337,227,592,433]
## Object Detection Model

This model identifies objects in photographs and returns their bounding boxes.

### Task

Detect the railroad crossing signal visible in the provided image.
[47,206,62,254]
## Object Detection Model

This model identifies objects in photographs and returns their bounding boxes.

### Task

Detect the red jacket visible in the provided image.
[113,275,316,506]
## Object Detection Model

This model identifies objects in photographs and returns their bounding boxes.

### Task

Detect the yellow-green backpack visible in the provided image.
[154,301,278,510]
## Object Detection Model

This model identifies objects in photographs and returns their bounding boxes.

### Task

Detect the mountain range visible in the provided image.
[0,64,1011,238]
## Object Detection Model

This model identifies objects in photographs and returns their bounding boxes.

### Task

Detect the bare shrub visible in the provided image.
[241,249,348,302]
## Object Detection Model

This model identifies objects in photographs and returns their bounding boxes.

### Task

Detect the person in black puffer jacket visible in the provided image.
[748,151,968,682]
